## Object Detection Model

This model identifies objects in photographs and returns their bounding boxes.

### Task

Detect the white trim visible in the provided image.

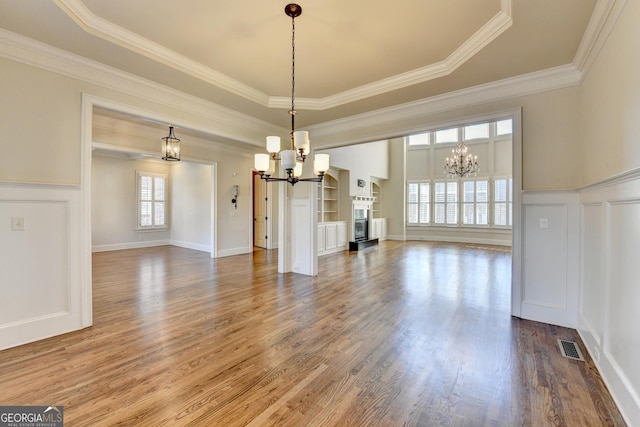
[573,0,628,78]
[92,240,171,252]
[308,66,581,147]
[170,240,211,253]
[0,28,284,146]
[216,246,253,258]
[404,234,512,247]
[53,0,269,106]
[52,0,511,110]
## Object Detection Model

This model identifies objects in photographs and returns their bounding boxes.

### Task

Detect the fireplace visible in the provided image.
[354,218,368,242]
[349,197,378,251]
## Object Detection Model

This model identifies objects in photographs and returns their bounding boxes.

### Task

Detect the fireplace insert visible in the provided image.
[354,218,368,242]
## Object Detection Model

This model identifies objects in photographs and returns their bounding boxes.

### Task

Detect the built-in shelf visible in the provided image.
[318,172,340,223]
[371,182,381,219]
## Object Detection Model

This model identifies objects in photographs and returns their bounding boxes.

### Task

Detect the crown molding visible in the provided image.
[308,64,581,146]
[53,0,511,111]
[0,28,285,146]
[52,0,270,106]
[573,0,627,77]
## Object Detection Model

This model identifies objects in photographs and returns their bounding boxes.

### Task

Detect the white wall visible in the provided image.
[92,154,172,251]
[319,140,389,197]
[170,161,212,252]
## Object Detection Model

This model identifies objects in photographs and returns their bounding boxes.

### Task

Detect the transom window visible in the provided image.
[407,118,512,147]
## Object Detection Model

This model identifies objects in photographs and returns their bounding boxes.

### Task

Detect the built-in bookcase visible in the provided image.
[371,181,381,218]
[318,171,339,223]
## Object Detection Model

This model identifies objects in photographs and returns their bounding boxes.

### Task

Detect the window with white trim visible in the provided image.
[462,180,489,225]
[434,181,458,225]
[493,178,513,227]
[407,181,430,224]
[137,171,167,230]
[405,117,513,230]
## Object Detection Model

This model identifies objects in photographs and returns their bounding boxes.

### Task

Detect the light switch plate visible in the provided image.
[539,218,549,229]
[11,217,25,231]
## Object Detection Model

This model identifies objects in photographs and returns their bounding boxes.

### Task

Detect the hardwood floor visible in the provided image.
[0,241,626,426]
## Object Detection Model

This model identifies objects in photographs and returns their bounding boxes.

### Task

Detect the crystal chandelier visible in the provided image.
[254,3,329,185]
[444,142,479,178]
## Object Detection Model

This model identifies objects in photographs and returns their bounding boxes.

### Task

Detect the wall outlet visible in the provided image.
[11,217,25,231]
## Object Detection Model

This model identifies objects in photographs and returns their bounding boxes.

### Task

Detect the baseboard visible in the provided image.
[170,239,211,253]
[216,246,253,258]
[404,234,512,247]
[577,325,640,427]
[92,240,170,252]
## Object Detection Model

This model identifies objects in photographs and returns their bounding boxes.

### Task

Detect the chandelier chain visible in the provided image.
[290,13,297,146]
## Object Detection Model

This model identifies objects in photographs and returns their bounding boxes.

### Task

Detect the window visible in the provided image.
[435,128,458,144]
[408,132,430,146]
[496,119,513,136]
[494,178,513,226]
[464,123,489,140]
[137,171,167,230]
[462,180,488,225]
[407,181,430,224]
[405,117,513,230]
[434,181,458,224]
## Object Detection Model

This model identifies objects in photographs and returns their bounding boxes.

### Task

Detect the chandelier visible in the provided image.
[161,126,181,161]
[444,142,478,178]
[254,3,329,185]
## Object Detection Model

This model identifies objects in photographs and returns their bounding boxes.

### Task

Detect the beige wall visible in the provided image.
[0,58,83,185]
[395,88,581,191]
[579,1,640,186]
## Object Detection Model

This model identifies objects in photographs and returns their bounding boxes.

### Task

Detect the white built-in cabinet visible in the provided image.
[370,218,388,241]
[318,221,347,255]
[317,171,347,255]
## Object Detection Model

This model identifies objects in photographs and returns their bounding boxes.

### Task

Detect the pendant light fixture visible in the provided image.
[161,126,181,161]
[254,3,330,185]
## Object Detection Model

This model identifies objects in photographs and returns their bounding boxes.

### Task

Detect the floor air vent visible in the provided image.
[558,339,585,361]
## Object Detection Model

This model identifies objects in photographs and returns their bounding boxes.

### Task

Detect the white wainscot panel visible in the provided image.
[290,198,312,275]
[608,200,640,403]
[0,201,69,324]
[580,202,605,345]
[523,205,568,306]
[0,184,85,350]
[520,191,579,328]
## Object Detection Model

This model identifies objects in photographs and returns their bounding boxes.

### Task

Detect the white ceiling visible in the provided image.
[0,0,597,129]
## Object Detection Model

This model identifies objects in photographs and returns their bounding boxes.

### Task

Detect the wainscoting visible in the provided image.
[0,182,88,350]
[519,172,640,425]
[577,171,640,425]
[520,190,580,328]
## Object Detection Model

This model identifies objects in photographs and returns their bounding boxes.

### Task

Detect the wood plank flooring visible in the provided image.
[0,241,626,426]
